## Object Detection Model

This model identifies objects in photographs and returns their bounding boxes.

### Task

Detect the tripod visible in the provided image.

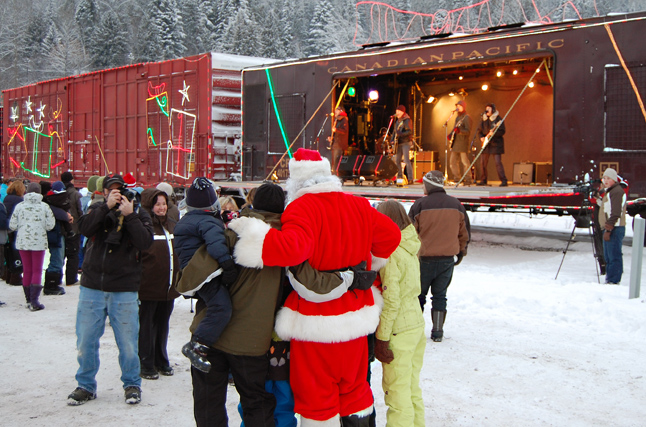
[555,197,606,281]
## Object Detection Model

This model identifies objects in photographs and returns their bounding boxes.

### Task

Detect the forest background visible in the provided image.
[0,0,644,94]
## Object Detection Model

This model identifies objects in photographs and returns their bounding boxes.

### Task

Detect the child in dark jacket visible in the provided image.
[174,177,238,372]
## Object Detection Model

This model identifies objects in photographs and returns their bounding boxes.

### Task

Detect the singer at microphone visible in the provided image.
[327,106,348,175]
[390,105,413,183]
[448,100,474,185]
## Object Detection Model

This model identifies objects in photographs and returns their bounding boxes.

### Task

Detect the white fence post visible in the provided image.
[629,217,645,299]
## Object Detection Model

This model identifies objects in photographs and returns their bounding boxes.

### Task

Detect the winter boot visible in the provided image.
[8,272,22,286]
[29,284,45,311]
[23,285,31,307]
[431,309,447,342]
[43,271,65,295]
[181,341,211,373]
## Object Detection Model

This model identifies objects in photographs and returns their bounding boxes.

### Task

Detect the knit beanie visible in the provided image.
[156,182,174,198]
[26,182,41,194]
[61,171,74,183]
[423,170,445,192]
[87,176,99,193]
[396,105,406,113]
[253,183,286,214]
[603,168,618,182]
[51,181,66,193]
[185,177,219,210]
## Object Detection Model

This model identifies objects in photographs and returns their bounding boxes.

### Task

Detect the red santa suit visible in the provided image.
[229,149,401,425]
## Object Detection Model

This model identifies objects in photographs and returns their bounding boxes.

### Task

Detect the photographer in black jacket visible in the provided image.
[67,173,153,407]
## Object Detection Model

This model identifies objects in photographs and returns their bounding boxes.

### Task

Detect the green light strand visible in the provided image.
[266,69,292,159]
[156,96,170,117]
[147,128,157,146]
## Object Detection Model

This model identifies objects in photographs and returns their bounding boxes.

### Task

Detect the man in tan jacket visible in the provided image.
[408,170,470,342]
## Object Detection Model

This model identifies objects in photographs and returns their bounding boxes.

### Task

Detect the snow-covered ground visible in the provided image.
[1,212,645,426]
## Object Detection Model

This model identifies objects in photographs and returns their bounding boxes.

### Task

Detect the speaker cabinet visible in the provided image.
[513,163,534,184]
[337,155,397,180]
[534,162,553,184]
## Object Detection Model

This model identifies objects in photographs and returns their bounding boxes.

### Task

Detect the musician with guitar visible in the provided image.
[327,106,348,175]
[448,100,473,185]
[476,103,508,187]
[391,105,414,183]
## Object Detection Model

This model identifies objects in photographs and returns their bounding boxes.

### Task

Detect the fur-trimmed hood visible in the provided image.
[482,110,500,122]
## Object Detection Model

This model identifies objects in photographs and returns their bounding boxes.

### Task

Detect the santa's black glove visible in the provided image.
[454,253,464,266]
[348,261,377,291]
[220,259,238,287]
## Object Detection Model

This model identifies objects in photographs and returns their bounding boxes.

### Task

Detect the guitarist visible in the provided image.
[391,105,413,182]
[448,100,473,185]
[328,106,348,175]
[476,103,508,187]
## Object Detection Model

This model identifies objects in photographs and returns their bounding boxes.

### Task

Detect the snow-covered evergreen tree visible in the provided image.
[221,0,259,56]
[306,0,339,56]
[75,0,99,56]
[142,0,187,61]
[181,0,214,55]
[90,9,129,68]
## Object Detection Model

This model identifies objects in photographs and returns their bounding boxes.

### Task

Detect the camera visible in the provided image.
[119,186,137,202]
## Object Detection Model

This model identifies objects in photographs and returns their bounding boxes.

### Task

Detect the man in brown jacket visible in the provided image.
[408,170,470,342]
[598,168,627,284]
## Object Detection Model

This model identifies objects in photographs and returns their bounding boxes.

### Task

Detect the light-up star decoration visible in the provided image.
[25,96,33,113]
[10,106,19,122]
[179,80,190,106]
[37,101,46,120]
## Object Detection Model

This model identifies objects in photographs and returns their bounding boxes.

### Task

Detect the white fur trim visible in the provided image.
[275,287,383,343]
[289,157,332,181]
[178,268,222,297]
[287,269,353,303]
[301,414,340,427]
[371,255,388,271]
[286,175,343,203]
[228,216,271,269]
[351,405,375,418]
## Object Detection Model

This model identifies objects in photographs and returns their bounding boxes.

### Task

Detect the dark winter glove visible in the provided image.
[348,261,377,291]
[374,339,394,364]
[220,259,238,287]
[603,230,611,242]
[454,253,464,266]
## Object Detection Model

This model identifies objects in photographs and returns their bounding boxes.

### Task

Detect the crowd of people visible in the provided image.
[0,155,626,426]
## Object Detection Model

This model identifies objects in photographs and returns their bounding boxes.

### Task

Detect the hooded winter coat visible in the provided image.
[376,224,425,340]
[9,192,56,251]
[138,189,180,301]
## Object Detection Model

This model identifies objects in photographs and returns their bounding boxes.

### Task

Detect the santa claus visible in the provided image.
[228,148,401,426]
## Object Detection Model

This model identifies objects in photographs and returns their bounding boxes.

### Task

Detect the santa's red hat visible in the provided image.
[289,148,331,181]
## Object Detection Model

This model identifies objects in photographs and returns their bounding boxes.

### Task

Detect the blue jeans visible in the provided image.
[47,235,65,274]
[238,380,296,427]
[603,226,625,284]
[419,258,455,312]
[75,286,141,393]
[396,143,413,180]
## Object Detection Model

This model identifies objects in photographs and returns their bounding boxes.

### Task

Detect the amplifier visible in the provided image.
[534,162,553,184]
[414,161,439,180]
[416,151,439,162]
[513,163,534,184]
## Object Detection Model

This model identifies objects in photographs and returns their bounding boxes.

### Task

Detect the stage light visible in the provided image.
[528,81,535,88]
[426,95,436,104]
[536,68,541,73]
[348,87,356,96]
[448,89,456,96]
[496,70,503,77]
[481,83,489,91]
[513,69,519,75]
[457,88,467,97]
[459,76,464,80]
[368,90,379,102]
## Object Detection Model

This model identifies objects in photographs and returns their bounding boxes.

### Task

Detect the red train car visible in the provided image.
[1,53,272,186]
[241,11,646,208]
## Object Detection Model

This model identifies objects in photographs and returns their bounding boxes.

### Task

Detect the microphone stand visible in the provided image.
[313,114,330,151]
[442,109,456,180]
